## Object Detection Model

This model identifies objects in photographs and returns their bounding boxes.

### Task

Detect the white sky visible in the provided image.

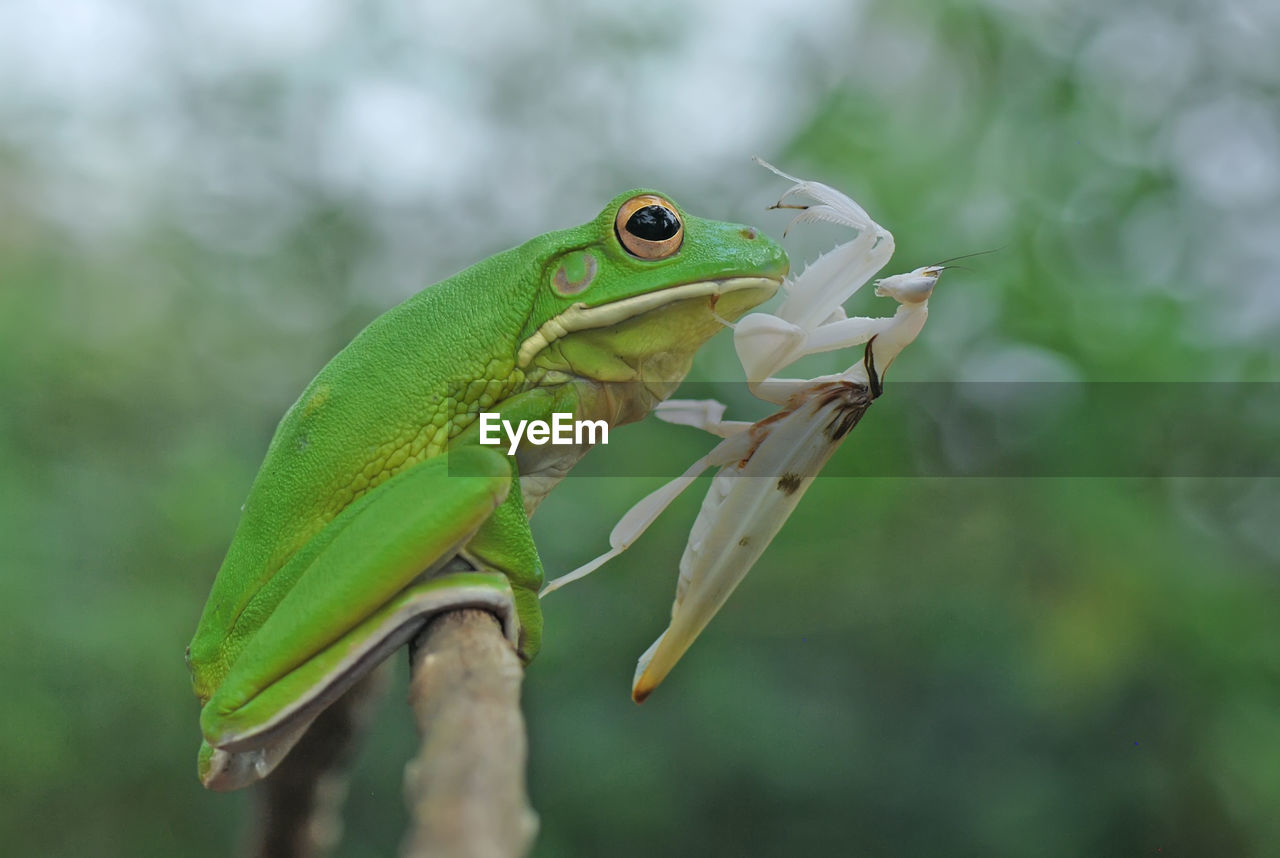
[1,0,1278,339]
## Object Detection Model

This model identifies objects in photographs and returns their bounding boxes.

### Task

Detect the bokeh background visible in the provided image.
[3,0,1278,855]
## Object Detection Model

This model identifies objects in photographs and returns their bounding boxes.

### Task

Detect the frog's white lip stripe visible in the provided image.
[517,276,782,368]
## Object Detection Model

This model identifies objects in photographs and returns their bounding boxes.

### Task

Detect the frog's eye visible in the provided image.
[615,194,684,260]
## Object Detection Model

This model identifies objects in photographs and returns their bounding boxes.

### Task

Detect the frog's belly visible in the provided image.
[508,376,660,516]
[516,442,593,516]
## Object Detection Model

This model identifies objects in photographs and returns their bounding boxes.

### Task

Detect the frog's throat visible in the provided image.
[516,276,781,368]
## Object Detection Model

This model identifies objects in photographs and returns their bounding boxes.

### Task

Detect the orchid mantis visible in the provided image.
[542,160,946,701]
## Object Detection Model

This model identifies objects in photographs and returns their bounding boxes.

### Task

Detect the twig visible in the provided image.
[400,609,538,858]
[249,665,389,858]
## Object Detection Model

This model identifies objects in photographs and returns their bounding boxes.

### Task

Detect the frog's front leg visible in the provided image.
[461,469,546,661]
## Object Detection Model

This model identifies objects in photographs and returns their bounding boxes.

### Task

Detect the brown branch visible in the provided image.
[249,665,389,858]
[400,608,538,858]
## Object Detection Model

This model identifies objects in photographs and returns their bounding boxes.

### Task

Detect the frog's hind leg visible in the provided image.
[199,446,518,786]
[199,566,517,789]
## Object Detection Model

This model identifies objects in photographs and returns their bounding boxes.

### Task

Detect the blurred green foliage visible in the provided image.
[1,0,1277,856]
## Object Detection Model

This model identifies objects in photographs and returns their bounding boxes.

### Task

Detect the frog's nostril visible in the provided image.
[739,227,758,240]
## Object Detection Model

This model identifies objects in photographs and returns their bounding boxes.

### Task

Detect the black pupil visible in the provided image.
[626,205,680,241]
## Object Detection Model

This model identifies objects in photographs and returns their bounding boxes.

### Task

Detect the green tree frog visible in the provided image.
[186,189,789,790]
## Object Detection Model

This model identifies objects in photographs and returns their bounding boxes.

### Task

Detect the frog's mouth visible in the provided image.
[517,275,781,367]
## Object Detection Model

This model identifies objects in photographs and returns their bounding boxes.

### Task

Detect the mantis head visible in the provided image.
[873,265,941,304]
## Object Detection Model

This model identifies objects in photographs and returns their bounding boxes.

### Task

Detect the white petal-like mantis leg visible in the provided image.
[777,231,894,329]
[746,376,819,406]
[859,303,929,376]
[744,315,895,404]
[802,314,894,354]
[654,398,727,430]
[733,314,808,386]
[540,433,753,596]
[654,399,752,438]
[754,156,896,329]
[820,306,848,326]
[753,157,881,232]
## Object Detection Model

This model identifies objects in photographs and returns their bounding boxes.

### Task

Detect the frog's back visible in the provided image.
[188,245,539,689]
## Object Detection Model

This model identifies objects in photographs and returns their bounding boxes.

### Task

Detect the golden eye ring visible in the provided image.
[614,194,684,260]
